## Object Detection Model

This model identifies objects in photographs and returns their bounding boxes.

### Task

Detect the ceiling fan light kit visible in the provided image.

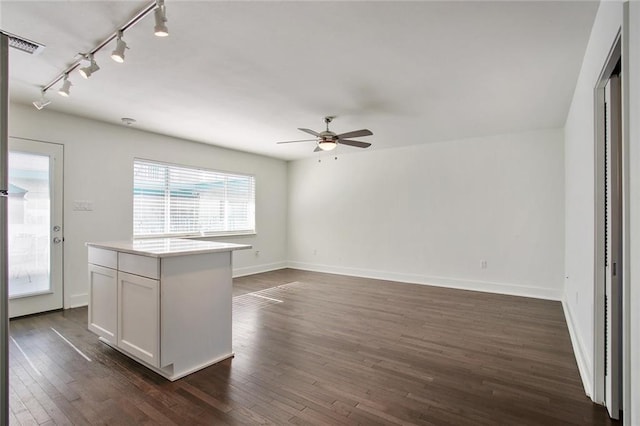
[31,0,168,110]
[277,116,373,153]
[318,141,337,151]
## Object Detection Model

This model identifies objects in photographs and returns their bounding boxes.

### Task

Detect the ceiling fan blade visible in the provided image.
[298,128,321,137]
[336,129,373,139]
[313,146,322,152]
[276,139,317,144]
[338,139,372,148]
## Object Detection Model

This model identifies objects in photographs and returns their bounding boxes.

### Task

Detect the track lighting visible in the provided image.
[58,75,72,97]
[78,54,100,79]
[32,90,51,110]
[111,32,128,63]
[34,1,169,111]
[154,0,169,37]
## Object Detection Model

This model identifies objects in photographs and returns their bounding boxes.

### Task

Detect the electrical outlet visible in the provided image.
[481,260,488,269]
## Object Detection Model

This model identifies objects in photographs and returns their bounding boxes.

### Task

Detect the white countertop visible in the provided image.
[86,238,251,258]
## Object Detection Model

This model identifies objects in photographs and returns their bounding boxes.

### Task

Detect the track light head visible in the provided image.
[111,32,127,63]
[78,54,100,79]
[154,0,169,37]
[32,90,51,110]
[33,99,51,110]
[58,75,72,97]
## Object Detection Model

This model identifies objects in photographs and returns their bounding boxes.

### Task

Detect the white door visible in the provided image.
[8,138,63,318]
[604,75,622,420]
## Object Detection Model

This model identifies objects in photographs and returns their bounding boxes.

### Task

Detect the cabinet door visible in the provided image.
[117,271,160,367]
[88,264,118,343]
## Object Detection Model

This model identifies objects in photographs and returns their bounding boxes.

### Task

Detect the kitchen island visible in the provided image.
[86,238,251,381]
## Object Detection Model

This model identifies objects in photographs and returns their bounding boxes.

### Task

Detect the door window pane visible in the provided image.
[8,152,51,298]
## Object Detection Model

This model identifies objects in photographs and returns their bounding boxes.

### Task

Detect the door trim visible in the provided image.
[8,138,64,318]
[1,32,10,426]
[593,30,628,419]
[604,74,622,419]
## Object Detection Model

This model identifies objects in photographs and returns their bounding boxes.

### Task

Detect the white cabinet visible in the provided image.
[117,271,159,367]
[86,239,249,381]
[88,246,161,368]
[88,263,117,342]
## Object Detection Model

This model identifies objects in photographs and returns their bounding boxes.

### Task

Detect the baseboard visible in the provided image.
[286,261,563,301]
[233,261,287,278]
[66,292,88,309]
[562,296,593,398]
[68,262,561,303]
[63,264,285,309]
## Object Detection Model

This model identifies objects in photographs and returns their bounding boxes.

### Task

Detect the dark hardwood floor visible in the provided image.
[9,269,616,425]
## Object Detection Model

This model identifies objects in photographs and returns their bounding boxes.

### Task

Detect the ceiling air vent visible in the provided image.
[0,30,45,55]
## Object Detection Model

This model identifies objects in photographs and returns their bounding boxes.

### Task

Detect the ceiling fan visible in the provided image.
[277,116,373,152]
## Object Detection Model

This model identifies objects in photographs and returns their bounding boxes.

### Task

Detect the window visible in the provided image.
[133,159,255,237]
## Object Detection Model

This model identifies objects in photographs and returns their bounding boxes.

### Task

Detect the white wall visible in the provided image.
[8,103,288,309]
[288,129,565,300]
[563,0,623,399]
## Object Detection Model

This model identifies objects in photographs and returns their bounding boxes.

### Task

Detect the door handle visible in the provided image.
[53,237,62,244]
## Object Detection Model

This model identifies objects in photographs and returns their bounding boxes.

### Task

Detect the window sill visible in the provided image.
[134,231,256,240]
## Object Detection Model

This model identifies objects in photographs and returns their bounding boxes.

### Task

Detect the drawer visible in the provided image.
[118,252,160,280]
[88,247,117,269]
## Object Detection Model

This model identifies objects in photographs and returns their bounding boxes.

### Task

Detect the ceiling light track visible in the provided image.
[34,0,168,108]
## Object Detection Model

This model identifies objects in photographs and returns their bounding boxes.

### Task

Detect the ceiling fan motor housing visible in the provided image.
[319,131,337,141]
[318,130,338,150]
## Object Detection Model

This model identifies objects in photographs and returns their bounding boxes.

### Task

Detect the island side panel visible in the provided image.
[160,251,233,373]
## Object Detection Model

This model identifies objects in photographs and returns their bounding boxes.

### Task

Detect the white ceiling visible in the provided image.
[1,1,599,160]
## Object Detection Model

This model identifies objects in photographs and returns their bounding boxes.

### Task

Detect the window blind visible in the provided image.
[133,159,255,237]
